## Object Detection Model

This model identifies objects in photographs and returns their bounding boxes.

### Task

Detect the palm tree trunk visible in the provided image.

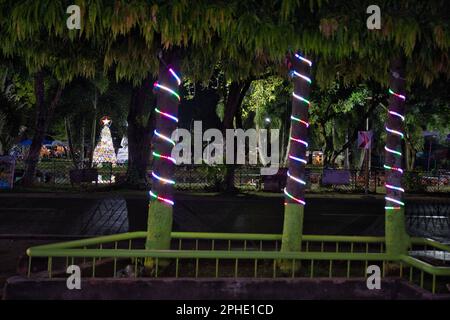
[384,56,410,256]
[145,49,181,257]
[281,52,312,258]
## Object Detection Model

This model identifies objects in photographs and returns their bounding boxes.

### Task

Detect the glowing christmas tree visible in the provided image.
[92,116,117,166]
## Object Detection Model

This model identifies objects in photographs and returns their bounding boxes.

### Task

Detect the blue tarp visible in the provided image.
[19,139,53,146]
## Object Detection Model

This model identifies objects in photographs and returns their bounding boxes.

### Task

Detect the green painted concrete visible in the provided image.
[385,207,411,256]
[279,203,304,272]
[281,203,304,252]
[145,200,173,268]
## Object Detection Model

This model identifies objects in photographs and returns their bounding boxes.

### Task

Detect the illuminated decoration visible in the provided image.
[388,88,406,101]
[292,92,311,105]
[153,82,181,101]
[152,151,176,164]
[285,52,312,207]
[289,71,312,84]
[384,146,402,157]
[385,127,404,139]
[151,171,175,185]
[287,171,306,185]
[385,206,402,210]
[149,190,175,206]
[384,88,406,211]
[168,68,181,85]
[385,197,405,206]
[290,136,309,147]
[150,63,182,206]
[92,116,117,167]
[389,111,405,122]
[291,115,309,127]
[100,116,112,127]
[294,53,312,67]
[154,129,176,146]
[385,184,405,192]
[155,108,178,123]
[288,155,307,164]
[383,164,403,174]
[284,188,306,205]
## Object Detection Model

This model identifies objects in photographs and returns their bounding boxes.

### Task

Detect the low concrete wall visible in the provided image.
[4,276,449,300]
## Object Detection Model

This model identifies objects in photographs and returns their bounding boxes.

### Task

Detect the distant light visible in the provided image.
[265,117,271,123]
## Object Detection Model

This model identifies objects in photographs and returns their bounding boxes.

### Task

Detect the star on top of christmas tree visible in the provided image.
[100,116,112,127]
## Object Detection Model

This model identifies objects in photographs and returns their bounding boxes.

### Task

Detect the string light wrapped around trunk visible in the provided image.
[150,64,182,207]
[284,52,312,207]
[384,88,406,210]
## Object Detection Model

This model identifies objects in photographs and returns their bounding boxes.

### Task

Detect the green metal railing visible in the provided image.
[26,232,450,294]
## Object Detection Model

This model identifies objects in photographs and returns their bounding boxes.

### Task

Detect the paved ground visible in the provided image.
[0,192,448,237]
[0,191,449,296]
[0,196,128,236]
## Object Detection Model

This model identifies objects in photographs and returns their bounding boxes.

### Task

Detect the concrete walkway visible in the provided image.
[0,192,448,240]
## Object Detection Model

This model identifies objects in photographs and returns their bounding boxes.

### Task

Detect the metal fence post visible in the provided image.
[53,159,56,191]
[189,166,192,189]
[437,170,440,192]
[371,169,375,193]
[240,168,242,187]
[373,169,377,193]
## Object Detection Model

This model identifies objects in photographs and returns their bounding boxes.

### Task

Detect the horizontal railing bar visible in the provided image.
[411,237,450,253]
[27,232,146,251]
[303,235,385,244]
[27,248,393,261]
[400,255,450,276]
[170,232,282,241]
[26,233,450,281]
[28,232,386,252]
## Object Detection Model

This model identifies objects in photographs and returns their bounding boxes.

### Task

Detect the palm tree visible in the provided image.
[280,51,312,256]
